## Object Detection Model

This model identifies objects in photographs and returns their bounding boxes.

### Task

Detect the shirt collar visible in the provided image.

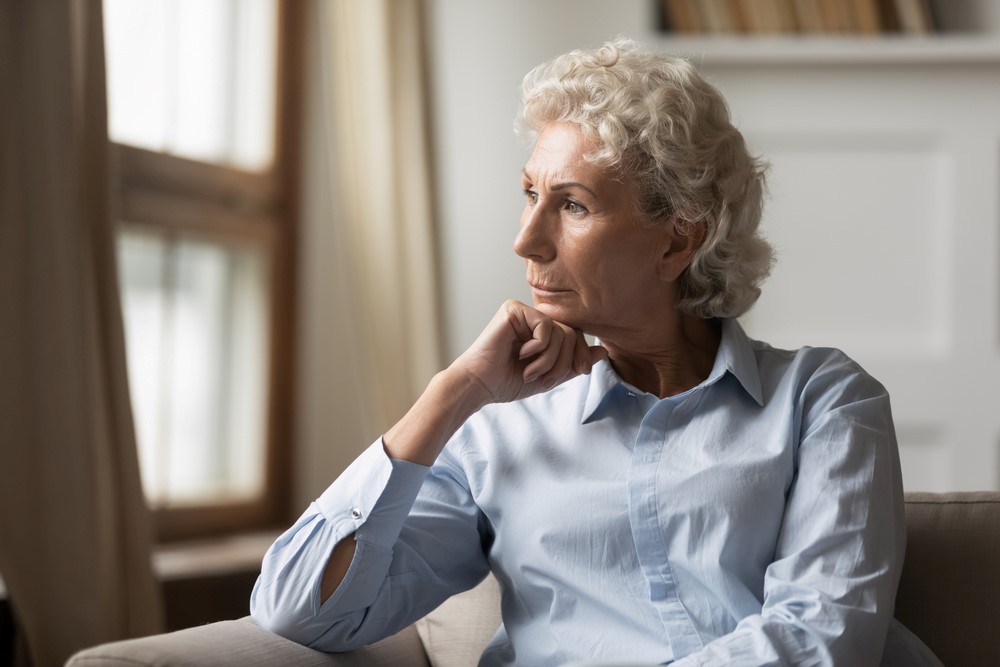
[708,318,764,407]
[580,318,764,424]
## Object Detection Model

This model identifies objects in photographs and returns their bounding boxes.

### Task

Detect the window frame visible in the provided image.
[109,0,304,542]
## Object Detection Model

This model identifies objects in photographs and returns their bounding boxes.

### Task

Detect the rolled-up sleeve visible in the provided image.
[250,437,490,651]
[249,438,426,644]
[673,366,905,667]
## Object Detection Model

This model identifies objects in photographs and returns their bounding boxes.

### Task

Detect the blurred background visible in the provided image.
[2,0,999,664]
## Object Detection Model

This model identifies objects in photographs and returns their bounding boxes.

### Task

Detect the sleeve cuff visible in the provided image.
[315,437,430,550]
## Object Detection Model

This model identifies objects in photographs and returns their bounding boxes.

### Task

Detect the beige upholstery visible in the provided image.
[65,618,431,667]
[894,492,1000,667]
[414,573,501,667]
[67,492,1000,667]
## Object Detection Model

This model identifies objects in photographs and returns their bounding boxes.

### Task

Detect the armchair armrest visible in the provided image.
[66,616,431,667]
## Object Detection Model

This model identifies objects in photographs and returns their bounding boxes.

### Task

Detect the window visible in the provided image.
[117,233,271,506]
[103,0,302,541]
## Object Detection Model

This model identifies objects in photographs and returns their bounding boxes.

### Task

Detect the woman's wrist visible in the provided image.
[382,367,490,466]
[438,364,496,413]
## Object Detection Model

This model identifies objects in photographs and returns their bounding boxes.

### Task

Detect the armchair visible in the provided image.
[68,492,1000,667]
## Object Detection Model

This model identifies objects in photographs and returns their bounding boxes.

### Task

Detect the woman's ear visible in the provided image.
[657,216,705,283]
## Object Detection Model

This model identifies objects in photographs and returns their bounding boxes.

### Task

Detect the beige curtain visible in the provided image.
[295,0,444,502]
[0,1,164,665]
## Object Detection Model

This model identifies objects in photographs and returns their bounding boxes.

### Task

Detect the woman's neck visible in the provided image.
[599,314,722,399]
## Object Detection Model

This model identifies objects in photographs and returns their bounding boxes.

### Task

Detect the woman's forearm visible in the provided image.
[318,368,488,601]
[382,367,491,466]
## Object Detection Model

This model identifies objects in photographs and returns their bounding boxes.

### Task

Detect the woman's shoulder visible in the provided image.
[736,336,896,454]
[752,337,864,372]
[747,334,889,409]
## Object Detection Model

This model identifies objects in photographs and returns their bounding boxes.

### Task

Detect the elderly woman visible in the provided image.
[252,39,939,666]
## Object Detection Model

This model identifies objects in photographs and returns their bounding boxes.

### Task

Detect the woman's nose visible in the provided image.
[513,203,556,262]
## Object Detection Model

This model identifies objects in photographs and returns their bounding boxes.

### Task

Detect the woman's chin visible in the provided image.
[533,301,587,329]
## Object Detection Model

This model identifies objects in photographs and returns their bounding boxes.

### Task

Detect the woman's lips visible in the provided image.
[529,282,569,294]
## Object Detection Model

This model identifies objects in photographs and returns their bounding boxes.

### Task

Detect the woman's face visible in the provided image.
[515,122,676,337]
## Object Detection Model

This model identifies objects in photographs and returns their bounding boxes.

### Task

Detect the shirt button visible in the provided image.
[351,508,362,520]
[650,582,668,601]
[626,391,636,398]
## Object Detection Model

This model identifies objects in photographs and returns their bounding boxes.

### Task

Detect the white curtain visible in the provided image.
[295,0,444,503]
[0,1,164,664]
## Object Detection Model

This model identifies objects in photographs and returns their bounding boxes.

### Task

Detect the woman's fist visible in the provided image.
[452,300,607,406]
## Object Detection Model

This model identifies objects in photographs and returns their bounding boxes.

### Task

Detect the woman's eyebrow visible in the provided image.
[551,182,597,198]
[522,170,597,198]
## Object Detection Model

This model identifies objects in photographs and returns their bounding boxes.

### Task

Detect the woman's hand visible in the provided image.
[382,300,606,466]
[452,299,607,406]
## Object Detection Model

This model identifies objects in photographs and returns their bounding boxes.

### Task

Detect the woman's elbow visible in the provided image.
[249,578,368,651]
[249,577,321,646]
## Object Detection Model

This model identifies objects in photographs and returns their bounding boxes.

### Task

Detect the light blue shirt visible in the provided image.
[251,319,937,666]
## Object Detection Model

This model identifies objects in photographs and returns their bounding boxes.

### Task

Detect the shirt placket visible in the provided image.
[627,395,704,659]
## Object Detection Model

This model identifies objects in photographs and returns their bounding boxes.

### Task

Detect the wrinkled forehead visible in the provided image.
[527,122,629,176]
[523,124,606,181]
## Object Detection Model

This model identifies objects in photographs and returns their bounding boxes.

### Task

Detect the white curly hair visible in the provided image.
[518,37,774,319]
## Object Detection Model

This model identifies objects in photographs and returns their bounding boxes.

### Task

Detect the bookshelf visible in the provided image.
[661,0,937,36]
[654,35,1000,66]
[655,0,1000,65]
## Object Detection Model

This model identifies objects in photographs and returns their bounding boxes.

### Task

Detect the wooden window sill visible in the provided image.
[154,530,279,582]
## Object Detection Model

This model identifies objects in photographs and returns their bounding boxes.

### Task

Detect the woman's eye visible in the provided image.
[566,200,587,215]
[523,188,538,205]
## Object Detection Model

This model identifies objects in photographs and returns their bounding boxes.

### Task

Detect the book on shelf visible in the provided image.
[817,0,847,33]
[662,0,702,34]
[877,0,902,32]
[793,0,825,33]
[762,0,799,34]
[894,0,934,34]
[659,0,937,35]
[852,0,882,34]
[698,0,741,33]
